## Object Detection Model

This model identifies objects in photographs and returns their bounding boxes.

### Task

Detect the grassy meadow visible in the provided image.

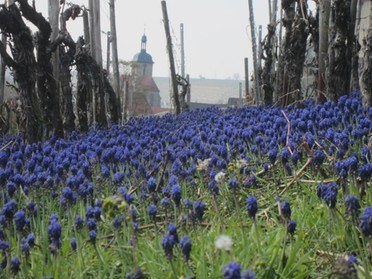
[0,93,371,278]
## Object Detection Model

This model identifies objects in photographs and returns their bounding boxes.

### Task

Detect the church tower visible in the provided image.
[131,34,161,112]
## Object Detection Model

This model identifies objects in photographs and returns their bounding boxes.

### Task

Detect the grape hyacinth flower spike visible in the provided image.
[359,207,372,237]
[345,195,360,222]
[161,233,176,260]
[246,196,258,220]
[222,261,241,279]
[180,235,192,261]
[280,200,292,220]
[287,220,297,235]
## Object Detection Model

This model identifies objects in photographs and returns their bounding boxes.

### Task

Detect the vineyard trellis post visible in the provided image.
[0,30,5,105]
[244,57,249,104]
[317,0,330,103]
[110,0,121,122]
[248,0,261,105]
[161,1,180,114]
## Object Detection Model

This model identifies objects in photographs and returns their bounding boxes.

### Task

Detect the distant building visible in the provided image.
[154,77,243,108]
[227,97,244,107]
[128,34,163,116]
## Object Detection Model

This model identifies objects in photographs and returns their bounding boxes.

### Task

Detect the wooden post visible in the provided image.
[0,32,5,105]
[317,0,330,103]
[239,82,242,106]
[349,0,359,91]
[244,57,249,104]
[161,1,180,114]
[180,23,185,78]
[258,25,263,73]
[268,0,272,26]
[248,0,261,105]
[0,0,9,104]
[186,74,191,105]
[275,2,283,104]
[106,31,111,74]
[271,0,278,101]
[83,8,90,49]
[93,0,102,67]
[88,0,95,59]
[110,0,120,112]
[48,0,59,104]
[89,0,104,126]
[123,80,128,122]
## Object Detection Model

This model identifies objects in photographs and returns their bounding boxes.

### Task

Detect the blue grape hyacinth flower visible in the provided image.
[70,237,77,251]
[287,220,297,235]
[180,235,192,261]
[320,182,338,208]
[345,195,360,219]
[10,256,20,274]
[222,261,241,279]
[168,223,179,243]
[280,200,291,219]
[147,204,157,222]
[161,233,176,260]
[14,210,26,232]
[246,196,258,220]
[193,200,206,222]
[242,269,255,279]
[359,207,372,237]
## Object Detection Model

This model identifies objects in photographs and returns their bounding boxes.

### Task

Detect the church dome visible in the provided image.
[133,34,154,64]
[133,50,153,64]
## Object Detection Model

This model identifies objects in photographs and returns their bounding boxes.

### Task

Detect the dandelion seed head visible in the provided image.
[215,235,233,251]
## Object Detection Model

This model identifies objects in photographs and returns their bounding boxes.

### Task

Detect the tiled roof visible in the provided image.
[136,76,160,93]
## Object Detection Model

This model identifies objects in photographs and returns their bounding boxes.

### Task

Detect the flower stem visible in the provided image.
[253,219,263,255]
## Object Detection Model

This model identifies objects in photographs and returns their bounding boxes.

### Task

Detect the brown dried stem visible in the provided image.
[279,141,313,195]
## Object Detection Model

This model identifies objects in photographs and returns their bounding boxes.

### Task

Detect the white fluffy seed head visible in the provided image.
[214,171,226,183]
[215,235,233,251]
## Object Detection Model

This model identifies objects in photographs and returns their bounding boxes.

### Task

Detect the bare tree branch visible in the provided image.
[16,0,51,41]
[0,40,16,68]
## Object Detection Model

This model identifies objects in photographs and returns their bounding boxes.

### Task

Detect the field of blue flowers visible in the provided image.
[0,93,371,278]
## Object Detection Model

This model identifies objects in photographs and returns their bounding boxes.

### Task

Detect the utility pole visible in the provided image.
[110,0,120,111]
[161,1,180,114]
[248,0,261,105]
[180,23,185,78]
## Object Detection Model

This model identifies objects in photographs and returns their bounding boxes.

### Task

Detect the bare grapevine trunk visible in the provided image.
[359,6,372,107]
[261,23,276,105]
[326,0,352,102]
[0,3,44,142]
[279,0,308,106]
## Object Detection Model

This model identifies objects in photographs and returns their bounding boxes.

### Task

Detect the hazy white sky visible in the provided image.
[35,0,271,79]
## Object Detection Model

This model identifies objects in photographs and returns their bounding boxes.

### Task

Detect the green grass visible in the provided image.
[1,164,370,279]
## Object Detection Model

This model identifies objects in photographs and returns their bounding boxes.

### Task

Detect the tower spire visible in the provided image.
[141,25,147,51]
